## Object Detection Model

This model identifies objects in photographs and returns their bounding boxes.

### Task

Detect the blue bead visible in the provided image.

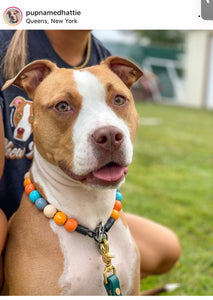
[116,188,120,192]
[116,191,123,201]
[29,190,41,203]
[35,198,48,210]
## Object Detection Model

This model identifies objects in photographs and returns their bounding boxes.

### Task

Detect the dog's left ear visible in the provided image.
[102,56,143,89]
[1,60,57,98]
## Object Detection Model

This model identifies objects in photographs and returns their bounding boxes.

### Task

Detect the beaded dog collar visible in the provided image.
[23,171,123,296]
[23,172,123,242]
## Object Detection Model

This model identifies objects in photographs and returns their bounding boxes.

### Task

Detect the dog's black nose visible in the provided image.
[92,126,124,151]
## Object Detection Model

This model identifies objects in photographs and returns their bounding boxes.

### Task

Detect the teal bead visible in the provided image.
[116,191,123,201]
[29,190,41,203]
[35,198,48,210]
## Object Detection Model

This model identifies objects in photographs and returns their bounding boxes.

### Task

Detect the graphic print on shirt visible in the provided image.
[10,96,33,142]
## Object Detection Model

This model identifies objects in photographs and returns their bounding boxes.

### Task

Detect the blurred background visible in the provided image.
[94,30,213,109]
[93,30,213,295]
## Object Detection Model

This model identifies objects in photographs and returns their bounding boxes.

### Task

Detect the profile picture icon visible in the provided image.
[3,7,23,26]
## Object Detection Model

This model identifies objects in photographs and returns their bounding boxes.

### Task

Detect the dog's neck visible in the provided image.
[31,147,116,229]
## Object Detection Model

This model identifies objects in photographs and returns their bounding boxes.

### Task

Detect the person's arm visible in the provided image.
[0,109,5,179]
[0,209,7,289]
[0,108,6,289]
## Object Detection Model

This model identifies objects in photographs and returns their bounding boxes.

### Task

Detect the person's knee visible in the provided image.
[151,229,181,275]
[126,213,181,278]
[140,229,181,277]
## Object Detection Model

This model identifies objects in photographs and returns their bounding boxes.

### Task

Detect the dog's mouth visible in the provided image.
[59,162,128,186]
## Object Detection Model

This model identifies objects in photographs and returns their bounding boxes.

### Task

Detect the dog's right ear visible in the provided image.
[1,60,57,98]
[102,56,143,89]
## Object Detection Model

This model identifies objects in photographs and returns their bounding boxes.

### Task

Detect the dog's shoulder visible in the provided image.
[5,194,64,295]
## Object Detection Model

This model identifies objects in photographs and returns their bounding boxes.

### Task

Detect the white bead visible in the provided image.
[24,171,30,179]
[43,204,57,219]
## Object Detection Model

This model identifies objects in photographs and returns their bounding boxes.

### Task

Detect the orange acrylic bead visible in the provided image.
[111,209,119,220]
[65,218,78,232]
[54,212,67,225]
[25,183,35,195]
[113,200,122,212]
[24,177,31,187]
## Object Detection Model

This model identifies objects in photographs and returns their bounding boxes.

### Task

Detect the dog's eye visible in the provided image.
[55,102,71,112]
[114,96,127,106]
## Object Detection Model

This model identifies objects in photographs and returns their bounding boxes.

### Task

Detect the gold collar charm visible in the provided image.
[99,238,122,296]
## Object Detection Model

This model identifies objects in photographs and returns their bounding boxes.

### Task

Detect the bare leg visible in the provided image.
[125,213,181,278]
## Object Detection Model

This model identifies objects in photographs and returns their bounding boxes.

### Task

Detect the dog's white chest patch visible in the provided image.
[50,218,137,295]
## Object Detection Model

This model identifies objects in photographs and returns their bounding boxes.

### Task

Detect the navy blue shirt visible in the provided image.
[0,30,111,218]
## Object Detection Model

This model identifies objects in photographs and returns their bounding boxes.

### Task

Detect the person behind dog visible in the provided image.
[0,30,181,287]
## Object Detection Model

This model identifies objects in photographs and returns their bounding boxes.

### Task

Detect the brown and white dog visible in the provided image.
[6,9,20,24]
[1,56,142,295]
[10,97,33,142]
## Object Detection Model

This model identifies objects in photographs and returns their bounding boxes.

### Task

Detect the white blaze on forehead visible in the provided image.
[72,70,133,175]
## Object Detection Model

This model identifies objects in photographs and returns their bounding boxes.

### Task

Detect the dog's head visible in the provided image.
[2,57,142,188]
[10,97,33,142]
[6,9,20,23]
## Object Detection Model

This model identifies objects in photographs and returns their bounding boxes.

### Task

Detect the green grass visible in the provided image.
[122,102,213,295]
